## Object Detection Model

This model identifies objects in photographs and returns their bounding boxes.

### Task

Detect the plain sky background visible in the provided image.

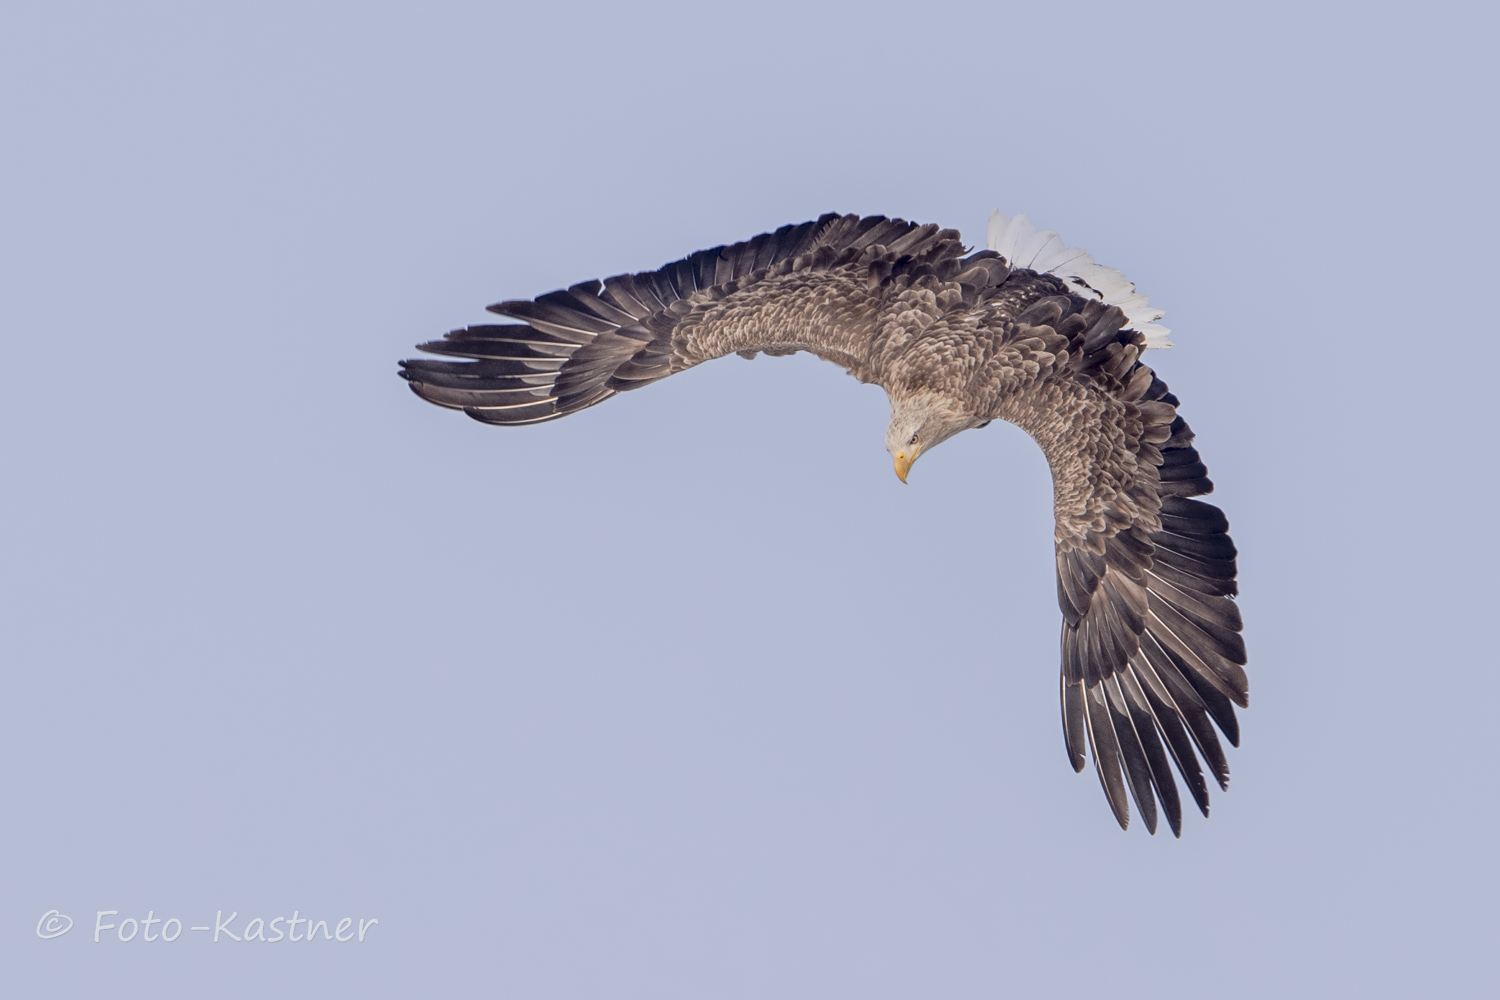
[2,1,1496,996]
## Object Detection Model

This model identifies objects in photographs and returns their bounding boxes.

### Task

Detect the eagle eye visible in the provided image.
[908,432,919,445]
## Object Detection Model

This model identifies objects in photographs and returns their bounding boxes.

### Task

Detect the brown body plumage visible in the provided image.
[400,213,1246,836]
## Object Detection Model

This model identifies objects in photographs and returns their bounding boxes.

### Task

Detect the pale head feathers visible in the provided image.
[884,388,982,474]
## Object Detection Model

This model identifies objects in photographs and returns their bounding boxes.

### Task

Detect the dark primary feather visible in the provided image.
[400,213,1246,835]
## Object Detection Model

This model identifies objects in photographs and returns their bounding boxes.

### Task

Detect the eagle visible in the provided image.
[399,211,1247,836]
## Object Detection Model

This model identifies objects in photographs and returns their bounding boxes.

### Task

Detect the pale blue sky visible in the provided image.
[2,2,1496,996]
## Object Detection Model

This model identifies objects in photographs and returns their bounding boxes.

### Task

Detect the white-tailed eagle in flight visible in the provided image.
[400,212,1247,836]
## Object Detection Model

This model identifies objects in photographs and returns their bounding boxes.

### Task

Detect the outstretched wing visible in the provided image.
[1046,314,1246,836]
[399,213,980,425]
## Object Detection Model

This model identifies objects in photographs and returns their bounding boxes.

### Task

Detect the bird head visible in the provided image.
[884,390,981,483]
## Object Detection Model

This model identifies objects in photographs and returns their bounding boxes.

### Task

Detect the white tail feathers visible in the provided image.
[986,211,1172,348]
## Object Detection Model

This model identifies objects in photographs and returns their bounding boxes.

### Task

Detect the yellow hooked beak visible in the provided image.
[893,446,920,483]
